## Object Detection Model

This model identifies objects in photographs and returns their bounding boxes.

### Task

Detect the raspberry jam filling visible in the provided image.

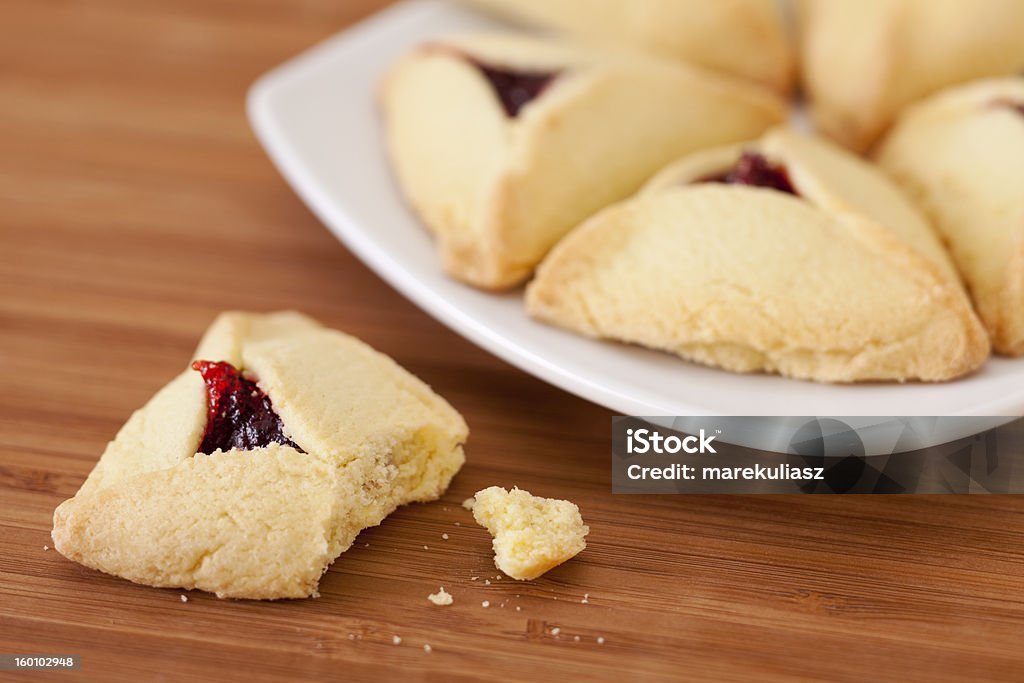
[701,151,799,196]
[469,59,559,118]
[191,360,302,455]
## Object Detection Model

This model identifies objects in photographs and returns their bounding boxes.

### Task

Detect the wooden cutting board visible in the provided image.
[1,1,1022,681]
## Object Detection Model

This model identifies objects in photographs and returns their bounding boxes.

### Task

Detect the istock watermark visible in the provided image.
[625,427,718,454]
[612,416,1024,494]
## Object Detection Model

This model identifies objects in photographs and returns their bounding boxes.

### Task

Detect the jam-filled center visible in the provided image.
[191,360,302,455]
[701,151,799,196]
[469,58,559,118]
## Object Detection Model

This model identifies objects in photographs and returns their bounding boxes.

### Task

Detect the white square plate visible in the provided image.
[247,0,1024,417]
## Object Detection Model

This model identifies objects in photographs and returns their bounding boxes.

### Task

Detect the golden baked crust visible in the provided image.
[877,78,1024,356]
[799,0,1024,152]
[526,128,989,382]
[380,32,787,289]
[52,312,468,599]
[460,0,794,93]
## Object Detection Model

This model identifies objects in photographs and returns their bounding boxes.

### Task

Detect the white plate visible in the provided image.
[247,0,1024,418]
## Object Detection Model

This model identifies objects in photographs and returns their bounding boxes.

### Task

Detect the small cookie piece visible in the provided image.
[460,0,794,93]
[526,128,988,382]
[381,32,786,289]
[52,312,468,599]
[877,77,1024,356]
[427,588,454,606]
[799,0,1024,152]
[471,486,588,580]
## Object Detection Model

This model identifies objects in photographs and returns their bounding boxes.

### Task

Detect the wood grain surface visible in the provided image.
[2,1,1023,681]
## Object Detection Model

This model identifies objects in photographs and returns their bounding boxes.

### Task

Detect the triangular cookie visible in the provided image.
[381,32,786,289]
[526,129,988,382]
[877,77,1024,356]
[52,312,467,599]
[800,0,1024,151]
[459,0,794,93]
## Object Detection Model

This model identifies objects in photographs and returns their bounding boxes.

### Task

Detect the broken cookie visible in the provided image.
[52,311,468,599]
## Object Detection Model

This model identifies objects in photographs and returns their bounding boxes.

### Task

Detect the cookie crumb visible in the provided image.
[470,487,588,580]
[442,533,449,540]
[515,606,521,612]
[180,594,188,603]
[597,637,605,645]
[428,588,453,606]
[574,636,580,642]
[392,635,402,645]
[454,522,461,526]
[348,634,356,640]
[423,545,429,550]
[484,579,491,585]
[423,644,432,653]
[481,600,490,608]
[550,627,560,636]
[462,497,475,510]
[581,593,589,604]
[495,575,502,580]
[42,545,49,551]
[470,576,479,581]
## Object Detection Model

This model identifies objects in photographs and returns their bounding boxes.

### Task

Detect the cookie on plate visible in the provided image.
[876,78,1024,356]
[526,128,988,383]
[381,33,786,289]
[52,312,467,599]
[459,0,794,93]
[799,0,1024,152]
